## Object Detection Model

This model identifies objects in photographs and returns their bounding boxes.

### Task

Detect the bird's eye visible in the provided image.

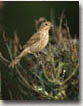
[45,23,48,25]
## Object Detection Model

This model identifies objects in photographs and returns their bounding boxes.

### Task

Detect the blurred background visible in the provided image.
[0,1,79,43]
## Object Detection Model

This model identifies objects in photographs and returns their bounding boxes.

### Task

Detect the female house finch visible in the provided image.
[9,20,52,68]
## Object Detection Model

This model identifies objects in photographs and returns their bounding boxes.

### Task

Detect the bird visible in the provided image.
[8,19,52,68]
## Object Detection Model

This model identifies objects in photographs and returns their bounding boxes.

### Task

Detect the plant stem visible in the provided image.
[63,64,79,85]
[42,63,62,85]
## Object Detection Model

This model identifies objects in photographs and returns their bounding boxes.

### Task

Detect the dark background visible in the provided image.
[2,1,79,43]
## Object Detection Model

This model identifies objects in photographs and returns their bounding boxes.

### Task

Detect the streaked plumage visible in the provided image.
[9,21,52,68]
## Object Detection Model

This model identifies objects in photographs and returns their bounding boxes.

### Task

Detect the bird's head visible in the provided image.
[40,21,52,31]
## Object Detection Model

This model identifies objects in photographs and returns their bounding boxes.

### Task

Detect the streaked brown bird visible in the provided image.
[9,19,52,68]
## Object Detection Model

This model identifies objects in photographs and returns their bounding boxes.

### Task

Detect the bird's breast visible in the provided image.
[40,32,49,49]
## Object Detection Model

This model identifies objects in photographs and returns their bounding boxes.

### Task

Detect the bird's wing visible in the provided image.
[23,32,41,49]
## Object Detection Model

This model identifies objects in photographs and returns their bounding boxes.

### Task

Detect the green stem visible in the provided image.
[6,44,13,61]
[8,89,13,100]
[59,9,65,30]
[56,62,65,79]
[42,64,62,85]
[15,66,57,99]
[3,32,13,61]
[0,55,10,63]
[15,67,35,91]
[63,64,79,85]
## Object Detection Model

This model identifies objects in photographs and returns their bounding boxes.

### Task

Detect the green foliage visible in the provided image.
[0,12,79,100]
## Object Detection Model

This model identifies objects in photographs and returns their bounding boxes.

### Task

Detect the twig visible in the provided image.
[59,9,65,41]
[15,66,42,94]
[3,32,13,61]
[0,55,10,63]
[59,9,65,30]
[50,8,55,35]
[63,64,79,85]
[42,63,62,85]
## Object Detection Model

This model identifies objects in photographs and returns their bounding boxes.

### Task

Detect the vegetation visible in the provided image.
[0,11,79,100]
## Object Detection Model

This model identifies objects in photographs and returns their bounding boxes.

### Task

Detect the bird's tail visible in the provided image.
[8,47,30,68]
